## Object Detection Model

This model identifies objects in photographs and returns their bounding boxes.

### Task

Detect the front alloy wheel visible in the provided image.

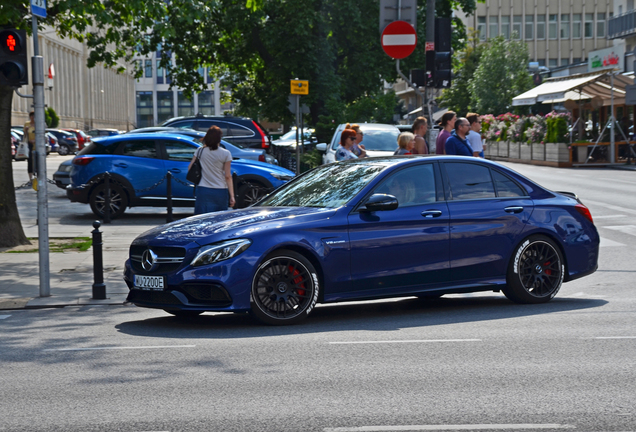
[89,182,128,219]
[250,250,319,325]
[504,235,564,304]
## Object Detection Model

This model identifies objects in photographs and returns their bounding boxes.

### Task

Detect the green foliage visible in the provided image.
[300,149,322,172]
[470,36,533,115]
[45,107,59,128]
[545,117,569,143]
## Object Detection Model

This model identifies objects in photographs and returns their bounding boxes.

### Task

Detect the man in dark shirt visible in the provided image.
[444,117,474,156]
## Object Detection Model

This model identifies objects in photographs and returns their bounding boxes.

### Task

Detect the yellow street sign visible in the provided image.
[290,80,309,95]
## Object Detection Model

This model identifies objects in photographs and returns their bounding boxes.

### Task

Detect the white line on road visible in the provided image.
[324,424,576,431]
[593,214,626,219]
[44,345,196,352]
[592,336,636,340]
[599,177,636,185]
[0,315,11,320]
[329,339,481,345]
[603,225,636,237]
[599,237,626,247]
[584,200,636,216]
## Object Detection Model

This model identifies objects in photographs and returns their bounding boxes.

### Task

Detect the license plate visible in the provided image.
[134,275,165,290]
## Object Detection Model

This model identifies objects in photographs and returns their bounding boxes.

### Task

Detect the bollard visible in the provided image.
[103,172,111,224]
[91,220,106,300]
[166,171,173,223]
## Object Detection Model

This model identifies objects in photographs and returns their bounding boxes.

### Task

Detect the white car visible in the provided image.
[316,123,400,164]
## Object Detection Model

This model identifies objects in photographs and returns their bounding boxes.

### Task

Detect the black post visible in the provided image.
[103,172,111,224]
[166,171,173,223]
[91,220,106,300]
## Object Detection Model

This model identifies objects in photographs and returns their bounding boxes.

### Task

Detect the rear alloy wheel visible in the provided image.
[236,181,268,208]
[89,182,128,219]
[58,144,70,156]
[250,250,319,325]
[503,235,564,304]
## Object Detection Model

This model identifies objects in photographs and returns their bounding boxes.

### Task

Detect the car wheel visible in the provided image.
[89,182,128,219]
[250,250,319,325]
[163,310,202,318]
[58,145,69,156]
[503,235,564,304]
[236,181,268,208]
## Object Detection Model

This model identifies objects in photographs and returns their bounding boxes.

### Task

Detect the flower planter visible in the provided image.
[497,141,509,157]
[509,142,520,159]
[545,143,570,163]
[520,144,532,160]
[485,141,497,158]
[531,143,545,161]
[575,145,589,163]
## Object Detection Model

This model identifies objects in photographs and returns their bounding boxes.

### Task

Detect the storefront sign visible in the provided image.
[588,44,625,73]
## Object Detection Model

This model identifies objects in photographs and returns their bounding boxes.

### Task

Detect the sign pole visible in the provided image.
[295,95,300,175]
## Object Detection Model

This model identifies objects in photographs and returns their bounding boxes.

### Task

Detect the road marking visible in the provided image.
[599,237,626,247]
[593,214,626,219]
[329,339,481,345]
[0,315,11,320]
[324,424,575,431]
[603,225,636,237]
[599,177,636,185]
[584,200,636,216]
[592,336,636,340]
[44,345,196,352]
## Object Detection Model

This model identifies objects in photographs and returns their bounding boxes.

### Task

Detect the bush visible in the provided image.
[45,107,59,128]
[544,111,571,143]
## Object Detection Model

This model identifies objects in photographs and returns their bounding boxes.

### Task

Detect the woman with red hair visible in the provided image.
[335,129,359,161]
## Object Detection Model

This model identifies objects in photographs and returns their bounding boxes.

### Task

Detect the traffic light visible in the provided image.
[0,29,28,87]
[433,18,452,88]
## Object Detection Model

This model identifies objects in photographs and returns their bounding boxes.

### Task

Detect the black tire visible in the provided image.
[236,181,268,208]
[250,250,319,325]
[89,182,128,219]
[503,235,564,304]
[163,310,202,318]
[58,144,70,156]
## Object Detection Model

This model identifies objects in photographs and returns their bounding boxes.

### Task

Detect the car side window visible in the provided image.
[372,164,436,207]
[120,140,157,158]
[195,120,228,134]
[163,141,197,162]
[170,120,195,129]
[226,123,254,138]
[492,170,527,197]
[445,162,496,200]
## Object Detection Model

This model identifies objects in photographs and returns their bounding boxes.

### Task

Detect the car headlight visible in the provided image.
[190,239,252,267]
[270,172,294,181]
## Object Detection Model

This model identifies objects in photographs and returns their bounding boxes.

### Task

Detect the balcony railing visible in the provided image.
[608,9,636,39]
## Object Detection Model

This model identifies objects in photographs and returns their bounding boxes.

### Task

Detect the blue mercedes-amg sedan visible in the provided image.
[124,156,599,325]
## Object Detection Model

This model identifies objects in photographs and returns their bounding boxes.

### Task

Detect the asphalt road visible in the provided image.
[1,157,635,432]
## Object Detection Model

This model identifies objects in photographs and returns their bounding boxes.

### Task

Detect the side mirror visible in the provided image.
[359,194,399,212]
[315,143,327,153]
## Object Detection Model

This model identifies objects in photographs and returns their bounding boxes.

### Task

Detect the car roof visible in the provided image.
[92,132,199,145]
[337,123,400,131]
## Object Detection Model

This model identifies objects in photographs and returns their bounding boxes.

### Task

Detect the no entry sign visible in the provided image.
[381,20,417,59]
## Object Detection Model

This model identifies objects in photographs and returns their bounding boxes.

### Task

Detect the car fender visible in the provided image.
[234,173,274,190]
[86,172,136,202]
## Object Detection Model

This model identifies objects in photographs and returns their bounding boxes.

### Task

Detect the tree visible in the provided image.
[470,36,533,115]
[45,107,59,128]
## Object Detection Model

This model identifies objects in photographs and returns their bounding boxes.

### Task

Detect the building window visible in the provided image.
[597,13,606,38]
[538,59,546,67]
[177,91,194,117]
[512,15,522,39]
[560,14,570,38]
[489,16,498,38]
[478,16,487,40]
[157,91,174,124]
[136,92,154,128]
[156,60,164,84]
[561,58,570,66]
[525,15,534,39]
[198,91,214,115]
[537,15,546,39]
[573,58,582,63]
[585,13,594,38]
[629,0,635,11]
[501,16,510,39]
[572,14,582,38]
[549,14,558,39]
[549,58,558,67]
[144,59,152,78]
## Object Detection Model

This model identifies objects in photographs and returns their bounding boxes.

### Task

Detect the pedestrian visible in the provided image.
[444,117,474,156]
[23,111,36,183]
[435,111,456,155]
[466,113,485,158]
[411,116,429,155]
[336,128,359,161]
[394,132,415,155]
[189,125,235,215]
[345,123,366,157]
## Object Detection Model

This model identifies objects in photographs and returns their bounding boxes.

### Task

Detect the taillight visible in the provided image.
[575,204,593,224]
[258,154,266,162]
[253,121,269,149]
[73,157,95,166]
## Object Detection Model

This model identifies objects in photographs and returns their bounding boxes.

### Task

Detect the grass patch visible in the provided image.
[3,237,92,253]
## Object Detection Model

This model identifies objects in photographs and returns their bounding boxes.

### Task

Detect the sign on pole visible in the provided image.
[381,20,417,60]
[588,42,626,73]
[379,0,417,32]
[290,79,309,95]
[31,0,47,18]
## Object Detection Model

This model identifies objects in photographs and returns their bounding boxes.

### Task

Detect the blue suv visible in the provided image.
[66,133,295,218]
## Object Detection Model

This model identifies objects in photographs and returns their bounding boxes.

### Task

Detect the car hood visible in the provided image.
[366,149,395,157]
[232,158,294,175]
[133,207,336,247]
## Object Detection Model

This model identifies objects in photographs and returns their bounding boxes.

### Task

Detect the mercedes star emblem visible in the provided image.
[141,249,158,271]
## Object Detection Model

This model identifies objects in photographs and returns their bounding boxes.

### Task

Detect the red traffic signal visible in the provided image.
[0,29,28,87]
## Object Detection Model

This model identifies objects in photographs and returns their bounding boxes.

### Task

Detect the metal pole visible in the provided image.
[32,16,50,298]
[295,94,300,175]
[103,172,111,224]
[166,172,173,223]
[426,0,436,135]
[610,72,616,164]
[91,221,106,300]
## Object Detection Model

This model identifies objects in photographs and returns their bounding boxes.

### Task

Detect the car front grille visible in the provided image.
[130,245,186,274]
[127,289,182,306]
[179,283,232,305]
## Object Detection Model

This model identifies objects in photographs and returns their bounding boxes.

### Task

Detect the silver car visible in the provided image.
[316,123,400,164]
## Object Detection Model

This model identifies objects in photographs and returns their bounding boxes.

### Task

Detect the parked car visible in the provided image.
[271,128,316,146]
[63,128,91,150]
[126,127,278,165]
[66,133,295,218]
[46,129,78,155]
[12,129,51,159]
[11,131,18,159]
[87,128,120,137]
[53,159,73,189]
[317,123,400,164]
[160,114,271,150]
[46,132,59,153]
[122,156,599,324]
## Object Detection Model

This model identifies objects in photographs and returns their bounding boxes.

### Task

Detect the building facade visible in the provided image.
[11,28,135,131]
[608,0,636,52]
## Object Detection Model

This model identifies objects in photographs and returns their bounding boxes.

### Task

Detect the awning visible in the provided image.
[406,107,448,121]
[512,72,634,106]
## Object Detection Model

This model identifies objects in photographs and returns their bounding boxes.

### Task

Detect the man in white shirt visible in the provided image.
[466,113,485,158]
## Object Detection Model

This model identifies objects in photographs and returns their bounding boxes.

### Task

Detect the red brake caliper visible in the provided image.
[544,261,552,276]
[289,266,305,296]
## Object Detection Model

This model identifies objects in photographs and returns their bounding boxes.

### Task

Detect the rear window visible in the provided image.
[77,141,119,155]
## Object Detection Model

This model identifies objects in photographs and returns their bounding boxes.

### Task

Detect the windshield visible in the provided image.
[257,160,391,208]
[280,129,313,140]
[356,128,400,151]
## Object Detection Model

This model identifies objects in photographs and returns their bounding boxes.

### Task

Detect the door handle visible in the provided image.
[504,206,524,214]
[421,210,443,218]
[169,168,181,173]
[113,163,128,168]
